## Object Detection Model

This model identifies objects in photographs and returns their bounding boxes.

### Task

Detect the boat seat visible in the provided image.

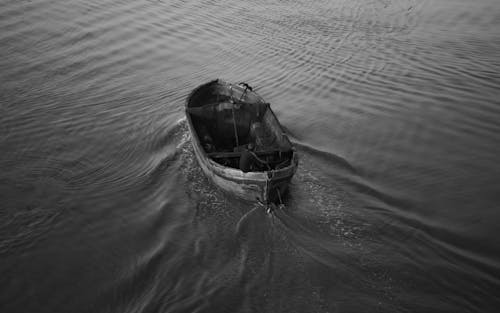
[208,149,289,159]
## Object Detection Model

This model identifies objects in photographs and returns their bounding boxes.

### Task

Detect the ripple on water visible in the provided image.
[2,0,500,311]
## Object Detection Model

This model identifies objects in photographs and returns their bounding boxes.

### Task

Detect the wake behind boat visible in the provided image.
[185,79,298,204]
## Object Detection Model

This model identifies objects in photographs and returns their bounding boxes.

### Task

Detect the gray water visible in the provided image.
[1,0,500,312]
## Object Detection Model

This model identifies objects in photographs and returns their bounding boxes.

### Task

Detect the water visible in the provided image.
[1,0,499,312]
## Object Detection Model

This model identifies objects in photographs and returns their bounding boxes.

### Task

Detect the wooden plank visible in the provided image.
[207,149,288,159]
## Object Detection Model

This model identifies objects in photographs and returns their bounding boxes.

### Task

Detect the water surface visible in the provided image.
[1,0,500,312]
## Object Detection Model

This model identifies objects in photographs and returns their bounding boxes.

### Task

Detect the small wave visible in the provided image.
[0,204,64,256]
[294,141,357,174]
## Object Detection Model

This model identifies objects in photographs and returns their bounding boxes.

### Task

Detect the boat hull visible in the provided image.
[186,79,298,204]
[188,120,298,203]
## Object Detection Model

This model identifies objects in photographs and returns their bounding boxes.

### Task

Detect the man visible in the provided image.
[239,143,268,172]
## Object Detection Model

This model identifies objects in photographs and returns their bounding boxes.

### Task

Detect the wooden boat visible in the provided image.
[185,79,298,204]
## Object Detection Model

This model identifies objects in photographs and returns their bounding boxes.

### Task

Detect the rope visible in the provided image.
[239,85,248,101]
[231,105,239,147]
[231,83,252,147]
[277,188,283,205]
[249,151,271,170]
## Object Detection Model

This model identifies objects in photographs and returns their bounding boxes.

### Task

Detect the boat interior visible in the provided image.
[187,81,294,171]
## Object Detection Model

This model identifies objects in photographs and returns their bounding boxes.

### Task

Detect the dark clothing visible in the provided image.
[239,149,254,172]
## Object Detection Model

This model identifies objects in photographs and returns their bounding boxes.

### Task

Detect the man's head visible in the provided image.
[247,142,255,151]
